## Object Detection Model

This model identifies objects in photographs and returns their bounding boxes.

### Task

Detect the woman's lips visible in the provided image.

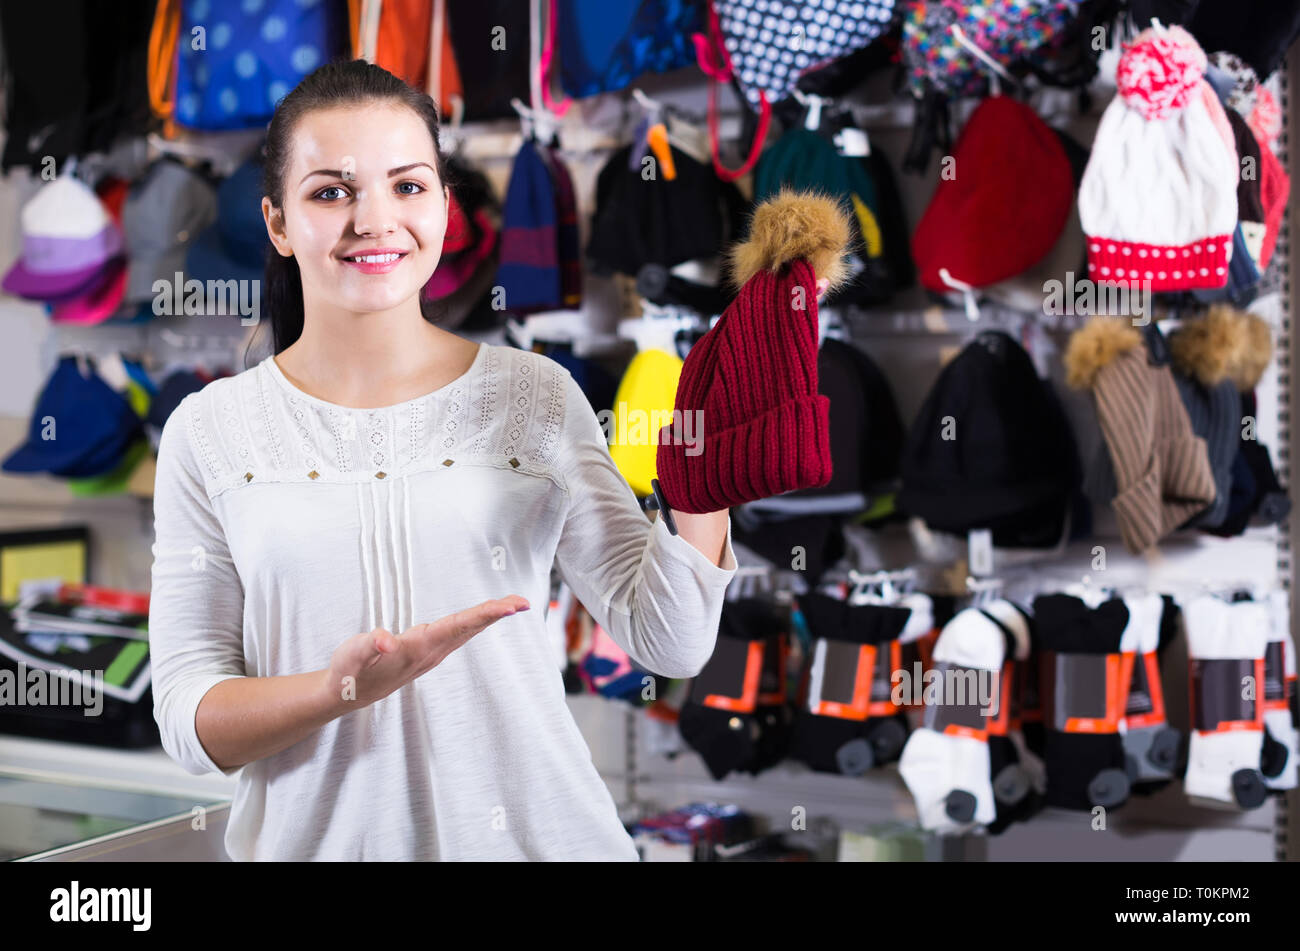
[340,250,409,274]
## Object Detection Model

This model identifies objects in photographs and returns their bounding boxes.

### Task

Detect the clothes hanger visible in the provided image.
[846,568,917,606]
[789,88,827,133]
[146,130,260,178]
[510,97,563,148]
[947,23,1020,101]
[965,575,1004,609]
[617,301,710,355]
[1061,573,1120,608]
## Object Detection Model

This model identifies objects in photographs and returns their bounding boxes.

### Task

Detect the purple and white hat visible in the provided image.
[2,175,124,300]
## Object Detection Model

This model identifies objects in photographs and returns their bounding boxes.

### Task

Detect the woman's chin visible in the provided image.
[336,285,424,314]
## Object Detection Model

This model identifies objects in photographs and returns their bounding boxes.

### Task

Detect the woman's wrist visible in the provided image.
[671,508,731,568]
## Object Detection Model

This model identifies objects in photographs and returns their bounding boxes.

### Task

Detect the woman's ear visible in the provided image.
[262,196,294,258]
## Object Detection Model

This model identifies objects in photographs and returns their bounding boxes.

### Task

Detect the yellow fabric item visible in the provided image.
[607,348,683,498]
[124,379,151,419]
[851,192,883,259]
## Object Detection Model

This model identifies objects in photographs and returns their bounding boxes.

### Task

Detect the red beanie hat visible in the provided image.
[655,189,853,514]
[912,95,1073,293]
[1256,133,1290,273]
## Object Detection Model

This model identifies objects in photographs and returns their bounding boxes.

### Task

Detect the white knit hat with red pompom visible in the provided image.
[1079,24,1239,292]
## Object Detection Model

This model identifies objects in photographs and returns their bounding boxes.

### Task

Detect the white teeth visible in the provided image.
[348,253,401,263]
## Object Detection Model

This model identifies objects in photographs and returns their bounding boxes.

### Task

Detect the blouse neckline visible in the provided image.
[261,341,487,413]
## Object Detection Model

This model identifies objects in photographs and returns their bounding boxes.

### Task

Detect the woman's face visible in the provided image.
[262,101,448,316]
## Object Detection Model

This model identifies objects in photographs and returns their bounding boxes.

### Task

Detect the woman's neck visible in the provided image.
[275,304,472,408]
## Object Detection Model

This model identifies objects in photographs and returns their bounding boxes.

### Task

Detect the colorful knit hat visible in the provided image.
[1078,25,1239,292]
[654,189,853,514]
[902,0,1078,100]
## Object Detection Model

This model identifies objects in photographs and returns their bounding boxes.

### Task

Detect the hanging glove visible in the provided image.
[654,188,853,514]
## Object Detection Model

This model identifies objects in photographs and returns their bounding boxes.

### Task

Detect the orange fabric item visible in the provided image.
[435,1,463,119]
[349,0,462,119]
[147,0,181,139]
[647,123,676,180]
[374,0,434,90]
[348,0,362,54]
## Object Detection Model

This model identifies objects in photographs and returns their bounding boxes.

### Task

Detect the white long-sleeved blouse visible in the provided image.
[148,340,738,860]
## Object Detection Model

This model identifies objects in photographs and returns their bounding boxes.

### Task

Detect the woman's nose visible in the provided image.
[352,188,398,238]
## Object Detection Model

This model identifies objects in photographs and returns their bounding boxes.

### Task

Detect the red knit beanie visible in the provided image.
[912,95,1073,294]
[655,189,853,514]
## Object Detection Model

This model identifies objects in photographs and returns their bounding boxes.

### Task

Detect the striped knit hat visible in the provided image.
[1065,317,1215,554]
[495,139,560,313]
[654,189,853,514]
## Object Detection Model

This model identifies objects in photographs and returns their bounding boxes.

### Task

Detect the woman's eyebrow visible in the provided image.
[299,162,436,186]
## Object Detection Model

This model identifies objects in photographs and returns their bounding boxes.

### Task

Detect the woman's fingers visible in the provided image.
[402,596,530,659]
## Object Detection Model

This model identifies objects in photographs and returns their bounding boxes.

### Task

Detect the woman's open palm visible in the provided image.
[324,596,530,708]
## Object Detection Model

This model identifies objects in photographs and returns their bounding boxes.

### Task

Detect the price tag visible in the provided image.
[834,127,870,156]
[968,529,994,577]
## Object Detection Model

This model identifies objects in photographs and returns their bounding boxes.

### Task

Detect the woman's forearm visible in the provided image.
[194,669,343,772]
[673,509,731,567]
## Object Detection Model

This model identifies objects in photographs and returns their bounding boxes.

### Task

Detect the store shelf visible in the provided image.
[0,734,236,803]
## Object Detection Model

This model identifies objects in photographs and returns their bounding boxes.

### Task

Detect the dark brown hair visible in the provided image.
[259,59,455,355]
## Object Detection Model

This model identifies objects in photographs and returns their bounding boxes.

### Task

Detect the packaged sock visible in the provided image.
[1032,593,1133,811]
[1015,647,1048,761]
[1120,593,1181,792]
[745,603,795,776]
[1183,594,1270,808]
[1262,588,1298,789]
[980,600,1042,833]
[898,603,1023,832]
[678,598,786,780]
[895,592,941,718]
[789,592,912,775]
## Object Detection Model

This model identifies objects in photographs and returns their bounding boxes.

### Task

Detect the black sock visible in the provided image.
[1032,593,1133,811]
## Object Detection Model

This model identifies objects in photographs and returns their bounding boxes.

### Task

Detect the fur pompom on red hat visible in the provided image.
[655,189,853,514]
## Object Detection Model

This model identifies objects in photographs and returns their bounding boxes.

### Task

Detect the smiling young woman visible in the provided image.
[146,59,737,862]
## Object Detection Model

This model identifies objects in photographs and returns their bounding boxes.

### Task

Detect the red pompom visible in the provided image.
[1116,25,1206,120]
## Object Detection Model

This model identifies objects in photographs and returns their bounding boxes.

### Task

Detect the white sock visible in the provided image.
[1183,596,1269,806]
[1264,589,1298,790]
[898,608,1005,831]
[1120,593,1177,781]
[898,592,934,644]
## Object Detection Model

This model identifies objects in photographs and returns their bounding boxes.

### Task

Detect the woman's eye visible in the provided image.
[314,185,347,201]
[396,181,425,195]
